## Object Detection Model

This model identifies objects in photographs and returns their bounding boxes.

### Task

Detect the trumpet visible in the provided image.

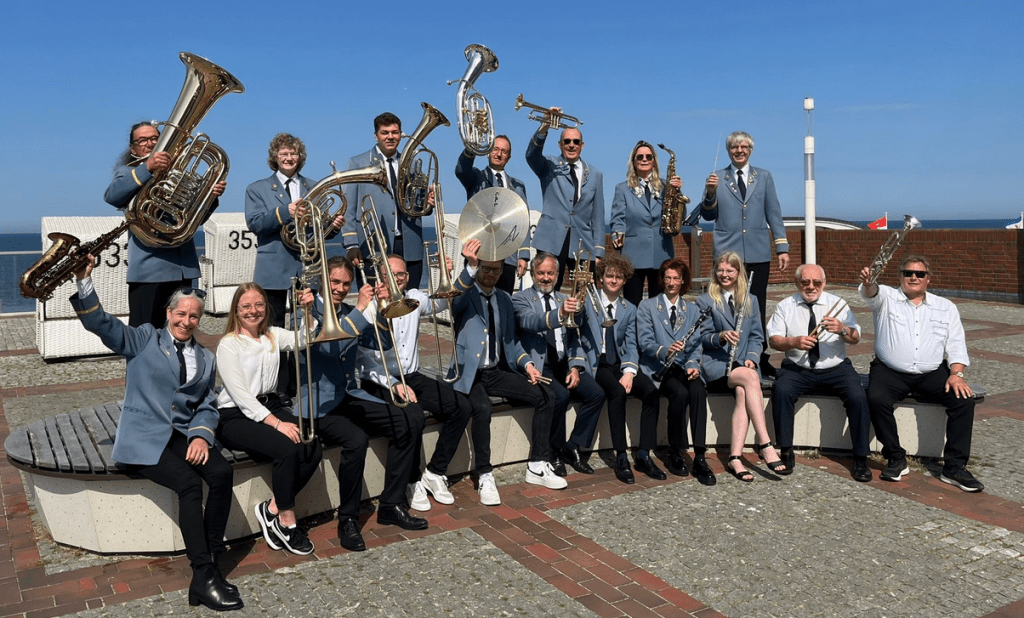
[291,201,356,444]
[809,298,849,339]
[280,160,388,252]
[868,214,921,284]
[514,94,583,130]
[564,240,592,329]
[359,196,420,319]
[447,44,498,156]
[653,306,712,382]
[355,259,410,409]
[395,102,450,217]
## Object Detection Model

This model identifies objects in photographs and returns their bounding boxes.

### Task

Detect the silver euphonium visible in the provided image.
[868,214,922,284]
[395,102,451,217]
[280,160,389,252]
[447,44,499,156]
[126,52,244,248]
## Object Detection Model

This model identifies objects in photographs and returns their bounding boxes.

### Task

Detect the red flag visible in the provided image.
[868,215,887,230]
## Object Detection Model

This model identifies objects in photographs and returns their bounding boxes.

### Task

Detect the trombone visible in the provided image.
[564,240,592,329]
[355,258,411,409]
[514,94,583,130]
[359,196,420,319]
[290,201,355,444]
[422,168,462,383]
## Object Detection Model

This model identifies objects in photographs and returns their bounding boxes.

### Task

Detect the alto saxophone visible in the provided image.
[657,143,691,235]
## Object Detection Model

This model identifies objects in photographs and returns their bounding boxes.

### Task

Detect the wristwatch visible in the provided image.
[954,371,965,379]
[840,327,849,338]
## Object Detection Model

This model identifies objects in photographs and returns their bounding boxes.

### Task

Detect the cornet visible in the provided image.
[447,44,498,156]
[564,240,592,329]
[359,196,420,319]
[514,94,583,130]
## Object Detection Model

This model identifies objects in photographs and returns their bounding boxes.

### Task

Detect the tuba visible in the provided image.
[280,160,388,252]
[447,44,499,156]
[868,215,922,284]
[657,143,691,235]
[514,94,583,130]
[126,52,244,248]
[395,102,450,217]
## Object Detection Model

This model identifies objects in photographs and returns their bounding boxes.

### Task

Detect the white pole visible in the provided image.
[803,97,816,264]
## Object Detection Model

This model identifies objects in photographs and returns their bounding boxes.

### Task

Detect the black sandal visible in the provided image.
[755,442,788,474]
[728,456,754,482]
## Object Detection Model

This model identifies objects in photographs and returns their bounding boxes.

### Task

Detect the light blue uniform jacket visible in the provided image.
[71,288,219,466]
[696,292,764,382]
[524,130,605,259]
[696,166,788,264]
[244,173,313,291]
[578,294,640,376]
[340,147,424,262]
[610,180,676,270]
[511,286,587,373]
[636,296,705,385]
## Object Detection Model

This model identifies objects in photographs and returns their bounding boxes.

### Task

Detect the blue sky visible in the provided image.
[2,0,1021,233]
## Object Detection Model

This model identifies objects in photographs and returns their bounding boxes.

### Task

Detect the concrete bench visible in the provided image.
[5,375,985,554]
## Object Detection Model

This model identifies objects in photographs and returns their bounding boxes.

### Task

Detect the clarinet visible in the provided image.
[726,273,754,377]
[653,306,712,382]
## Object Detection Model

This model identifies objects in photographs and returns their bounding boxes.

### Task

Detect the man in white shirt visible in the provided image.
[358,254,494,508]
[859,255,981,492]
[768,264,871,481]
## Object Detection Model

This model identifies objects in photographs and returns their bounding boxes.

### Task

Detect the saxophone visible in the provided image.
[657,143,691,235]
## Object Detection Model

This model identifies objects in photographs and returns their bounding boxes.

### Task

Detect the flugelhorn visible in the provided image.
[127,52,244,248]
[396,102,450,217]
[868,214,922,284]
[514,94,583,130]
[447,44,498,156]
[564,240,592,329]
[280,160,388,252]
[359,196,420,319]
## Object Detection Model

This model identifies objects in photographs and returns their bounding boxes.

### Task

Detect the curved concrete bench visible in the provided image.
[6,376,985,553]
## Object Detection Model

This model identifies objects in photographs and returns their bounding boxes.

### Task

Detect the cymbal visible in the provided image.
[458,188,530,262]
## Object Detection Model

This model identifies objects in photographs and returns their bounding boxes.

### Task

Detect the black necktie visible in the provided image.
[543,293,559,354]
[283,178,292,201]
[737,169,746,200]
[729,296,736,318]
[670,305,677,330]
[806,301,820,368]
[604,304,617,365]
[387,157,398,197]
[644,182,652,205]
[174,341,187,385]
[568,162,579,205]
[495,171,504,187]
[485,294,497,364]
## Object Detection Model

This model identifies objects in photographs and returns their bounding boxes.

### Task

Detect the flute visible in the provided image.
[653,306,712,382]
[726,273,754,377]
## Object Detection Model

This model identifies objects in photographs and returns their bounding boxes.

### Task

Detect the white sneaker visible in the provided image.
[407,481,431,512]
[421,469,455,504]
[525,461,568,490]
[478,473,501,506]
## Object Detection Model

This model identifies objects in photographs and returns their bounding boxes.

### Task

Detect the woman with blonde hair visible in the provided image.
[215,282,322,555]
[697,252,786,481]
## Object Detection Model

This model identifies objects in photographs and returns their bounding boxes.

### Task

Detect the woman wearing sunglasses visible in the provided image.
[610,141,685,306]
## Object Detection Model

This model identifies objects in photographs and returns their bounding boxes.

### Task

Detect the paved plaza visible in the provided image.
[2,286,1024,617]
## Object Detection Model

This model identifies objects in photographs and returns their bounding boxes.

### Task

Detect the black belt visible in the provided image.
[257,393,281,405]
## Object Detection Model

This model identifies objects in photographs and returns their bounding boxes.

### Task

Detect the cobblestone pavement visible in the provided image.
[3,288,1024,617]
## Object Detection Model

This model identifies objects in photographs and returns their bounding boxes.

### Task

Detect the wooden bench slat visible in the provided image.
[29,419,57,470]
[4,429,33,466]
[70,411,106,473]
[55,413,90,473]
[80,407,117,471]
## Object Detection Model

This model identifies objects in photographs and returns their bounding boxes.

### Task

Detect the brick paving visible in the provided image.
[2,288,1024,617]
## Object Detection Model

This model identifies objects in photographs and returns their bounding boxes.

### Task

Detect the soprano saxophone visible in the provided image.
[657,143,691,235]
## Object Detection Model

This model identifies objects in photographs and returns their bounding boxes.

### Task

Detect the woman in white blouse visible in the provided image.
[216,283,322,555]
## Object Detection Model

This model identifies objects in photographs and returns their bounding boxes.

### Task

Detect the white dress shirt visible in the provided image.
[215,327,305,421]
[276,170,299,202]
[859,284,970,374]
[360,287,447,386]
[767,290,859,369]
[599,290,636,375]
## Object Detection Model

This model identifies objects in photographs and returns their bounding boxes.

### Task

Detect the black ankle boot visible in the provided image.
[211,553,238,596]
[188,564,243,611]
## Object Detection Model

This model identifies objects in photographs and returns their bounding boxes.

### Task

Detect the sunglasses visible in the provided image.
[901,270,929,279]
[800,279,824,287]
[561,138,582,146]
[634,154,654,161]
[180,286,207,299]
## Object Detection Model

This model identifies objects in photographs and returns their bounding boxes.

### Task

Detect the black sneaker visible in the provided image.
[254,500,282,550]
[271,519,315,555]
[940,466,984,493]
[881,458,909,481]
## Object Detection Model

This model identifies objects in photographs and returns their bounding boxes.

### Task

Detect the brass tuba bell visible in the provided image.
[395,102,450,217]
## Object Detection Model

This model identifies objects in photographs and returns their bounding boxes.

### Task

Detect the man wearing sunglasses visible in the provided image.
[525,112,604,291]
[695,131,788,377]
[767,264,871,481]
[859,256,981,492]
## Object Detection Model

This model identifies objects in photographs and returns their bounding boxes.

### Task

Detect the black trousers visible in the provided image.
[364,371,476,476]
[744,261,771,363]
[467,366,556,463]
[543,357,606,452]
[657,367,709,453]
[315,411,369,520]
[594,360,659,453]
[217,403,323,512]
[130,431,233,569]
[324,396,425,512]
[128,279,191,328]
[771,359,871,455]
[867,359,975,467]
[623,268,660,307]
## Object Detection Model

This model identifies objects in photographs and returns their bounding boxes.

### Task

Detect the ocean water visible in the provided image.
[1,219,1017,314]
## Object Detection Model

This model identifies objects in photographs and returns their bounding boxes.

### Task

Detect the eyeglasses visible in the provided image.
[491,148,510,156]
[238,302,266,312]
[902,270,929,279]
[392,272,409,280]
[634,154,654,161]
[180,286,207,299]
[800,279,824,287]
[561,138,582,146]
[479,265,502,274]
[729,145,752,152]
[132,136,159,146]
